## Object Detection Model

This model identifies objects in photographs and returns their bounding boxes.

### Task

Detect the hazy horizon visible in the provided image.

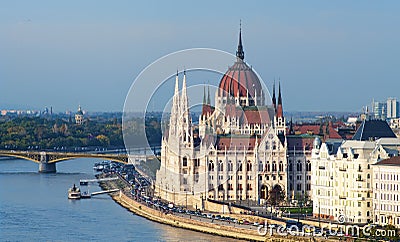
[1,1,399,113]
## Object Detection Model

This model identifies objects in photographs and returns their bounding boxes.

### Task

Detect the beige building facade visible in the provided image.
[312,120,400,224]
[373,156,400,228]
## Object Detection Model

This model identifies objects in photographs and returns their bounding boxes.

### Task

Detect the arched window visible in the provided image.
[258,161,263,172]
[247,161,252,172]
[288,162,293,172]
[367,174,371,179]
[237,160,243,172]
[272,161,277,172]
[266,161,270,172]
[182,157,188,167]
[297,160,302,172]
[218,160,223,172]
[306,160,311,171]
[272,141,277,150]
[228,160,233,172]
[208,160,214,172]
[279,161,283,172]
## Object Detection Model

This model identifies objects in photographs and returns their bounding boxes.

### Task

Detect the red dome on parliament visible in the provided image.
[218,27,262,99]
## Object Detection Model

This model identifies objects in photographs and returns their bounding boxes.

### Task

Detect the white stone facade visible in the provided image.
[312,137,400,224]
[373,157,400,228]
[155,71,290,207]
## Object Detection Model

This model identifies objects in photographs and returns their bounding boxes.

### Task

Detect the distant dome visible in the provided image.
[76,105,83,115]
[218,60,262,99]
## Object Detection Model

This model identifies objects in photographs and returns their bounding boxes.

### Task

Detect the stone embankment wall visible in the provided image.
[114,192,265,241]
[112,192,335,242]
[98,174,337,241]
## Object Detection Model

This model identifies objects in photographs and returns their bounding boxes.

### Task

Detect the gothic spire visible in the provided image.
[272,79,276,110]
[174,70,179,98]
[172,70,180,115]
[169,70,180,138]
[181,70,188,114]
[180,70,191,144]
[278,80,282,106]
[276,80,283,118]
[236,21,244,61]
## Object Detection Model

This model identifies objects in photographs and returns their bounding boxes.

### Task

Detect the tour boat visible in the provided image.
[68,184,81,199]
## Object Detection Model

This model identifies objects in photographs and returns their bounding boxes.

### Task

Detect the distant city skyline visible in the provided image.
[1,1,400,112]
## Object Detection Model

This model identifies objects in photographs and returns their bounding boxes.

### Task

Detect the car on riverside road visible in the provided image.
[243,220,250,225]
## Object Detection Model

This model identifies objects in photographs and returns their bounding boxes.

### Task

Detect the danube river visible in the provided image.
[0,158,239,241]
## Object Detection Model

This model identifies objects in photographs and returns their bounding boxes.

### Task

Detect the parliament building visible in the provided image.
[155,28,314,208]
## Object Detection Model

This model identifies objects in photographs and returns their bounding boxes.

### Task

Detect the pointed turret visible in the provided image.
[181,70,188,115]
[201,85,214,117]
[278,81,282,105]
[274,80,286,137]
[174,70,179,100]
[201,85,208,116]
[272,80,276,111]
[236,22,244,61]
[276,81,283,118]
[169,71,180,138]
[180,70,192,144]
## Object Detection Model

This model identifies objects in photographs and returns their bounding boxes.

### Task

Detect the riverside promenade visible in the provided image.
[98,174,336,242]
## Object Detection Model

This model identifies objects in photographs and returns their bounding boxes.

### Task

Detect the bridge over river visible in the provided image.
[0,149,154,173]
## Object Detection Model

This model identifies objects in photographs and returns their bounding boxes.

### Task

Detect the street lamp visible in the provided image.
[159,181,162,199]
[318,200,321,228]
[297,201,300,222]
[200,193,203,211]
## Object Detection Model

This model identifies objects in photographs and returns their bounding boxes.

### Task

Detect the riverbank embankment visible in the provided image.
[97,174,337,242]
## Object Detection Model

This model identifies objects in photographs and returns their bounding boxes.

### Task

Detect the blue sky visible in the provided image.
[1,1,399,112]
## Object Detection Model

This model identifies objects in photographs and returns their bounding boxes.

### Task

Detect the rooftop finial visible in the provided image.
[236,20,244,61]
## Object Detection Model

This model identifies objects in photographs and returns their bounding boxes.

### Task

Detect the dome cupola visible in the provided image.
[218,25,263,106]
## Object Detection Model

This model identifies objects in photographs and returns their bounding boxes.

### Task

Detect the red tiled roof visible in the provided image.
[216,136,258,150]
[375,156,400,166]
[243,109,271,125]
[202,104,214,116]
[223,105,272,125]
[224,104,238,117]
[218,60,262,98]
[293,124,342,139]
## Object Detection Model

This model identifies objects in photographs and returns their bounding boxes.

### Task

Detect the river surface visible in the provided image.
[0,158,239,241]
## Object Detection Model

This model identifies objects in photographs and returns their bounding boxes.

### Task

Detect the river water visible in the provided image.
[0,158,238,241]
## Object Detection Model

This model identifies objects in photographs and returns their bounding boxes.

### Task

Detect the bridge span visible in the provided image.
[0,150,150,173]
